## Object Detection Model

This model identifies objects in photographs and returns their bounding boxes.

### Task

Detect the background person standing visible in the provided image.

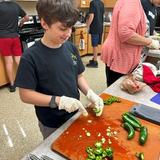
[141,0,160,35]
[101,0,160,87]
[86,0,104,68]
[0,0,29,92]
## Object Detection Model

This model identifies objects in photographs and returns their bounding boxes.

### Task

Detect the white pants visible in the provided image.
[38,121,57,139]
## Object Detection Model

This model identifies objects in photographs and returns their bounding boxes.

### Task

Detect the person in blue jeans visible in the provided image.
[86,0,104,68]
[15,0,104,139]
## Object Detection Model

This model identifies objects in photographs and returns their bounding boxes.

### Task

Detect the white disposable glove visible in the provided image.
[148,39,159,49]
[86,89,104,116]
[59,96,88,116]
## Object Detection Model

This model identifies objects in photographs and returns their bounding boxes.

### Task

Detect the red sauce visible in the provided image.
[52,94,160,160]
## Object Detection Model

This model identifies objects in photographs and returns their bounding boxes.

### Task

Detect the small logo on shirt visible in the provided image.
[71,53,77,66]
[148,11,155,19]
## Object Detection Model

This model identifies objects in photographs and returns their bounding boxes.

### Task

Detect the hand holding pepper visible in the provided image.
[86,89,104,116]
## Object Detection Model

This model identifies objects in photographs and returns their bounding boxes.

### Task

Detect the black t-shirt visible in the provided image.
[15,41,85,127]
[89,0,104,34]
[0,1,26,38]
[141,0,157,35]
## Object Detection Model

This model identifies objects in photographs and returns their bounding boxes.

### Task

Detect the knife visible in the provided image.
[130,104,160,125]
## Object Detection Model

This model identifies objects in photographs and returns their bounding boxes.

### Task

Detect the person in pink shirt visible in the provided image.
[101,0,160,87]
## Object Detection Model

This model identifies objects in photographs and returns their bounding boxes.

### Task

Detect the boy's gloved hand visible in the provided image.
[59,96,88,116]
[86,89,104,116]
[148,39,159,49]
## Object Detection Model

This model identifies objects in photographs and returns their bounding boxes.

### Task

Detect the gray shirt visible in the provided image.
[0,1,26,38]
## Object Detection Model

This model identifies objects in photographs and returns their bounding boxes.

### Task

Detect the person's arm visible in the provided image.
[126,33,152,46]
[86,2,95,30]
[78,74,104,116]
[86,13,94,29]
[19,15,29,27]
[19,87,88,115]
[19,88,52,107]
[77,74,90,95]
[118,0,143,43]
[118,0,159,49]
[126,32,159,49]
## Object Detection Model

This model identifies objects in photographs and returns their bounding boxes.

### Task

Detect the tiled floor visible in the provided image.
[0,56,106,160]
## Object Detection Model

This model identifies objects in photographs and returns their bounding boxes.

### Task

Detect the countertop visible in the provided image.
[73,22,111,29]
[147,49,160,58]
[21,76,159,160]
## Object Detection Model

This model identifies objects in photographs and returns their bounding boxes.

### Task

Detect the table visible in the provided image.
[21,77,159,160]
[148,49,160,58]
[145,49,160,65]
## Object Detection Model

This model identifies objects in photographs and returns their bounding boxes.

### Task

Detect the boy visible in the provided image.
[86,0,104,68]
[15,0,104,139]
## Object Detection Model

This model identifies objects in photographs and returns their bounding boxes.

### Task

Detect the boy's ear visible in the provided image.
[40,18,49,30]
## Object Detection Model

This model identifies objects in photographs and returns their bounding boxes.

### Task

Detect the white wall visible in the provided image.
[17,2,37,15]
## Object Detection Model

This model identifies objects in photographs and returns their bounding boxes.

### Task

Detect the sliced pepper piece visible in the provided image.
[103,96,121,105]
[94,147,103,155]
[86,146,94,154]
[105,147,113,158]
[136,152,145,160]
[88,153,96,159]
[95,141,102,148]
[95,155,103,160]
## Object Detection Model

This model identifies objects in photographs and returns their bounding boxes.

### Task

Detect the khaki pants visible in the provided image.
[38,121,57,139]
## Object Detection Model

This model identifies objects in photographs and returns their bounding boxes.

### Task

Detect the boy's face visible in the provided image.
[41,19,72,45]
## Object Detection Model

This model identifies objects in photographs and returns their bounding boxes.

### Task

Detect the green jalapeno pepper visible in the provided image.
[94,147,103,155]
[101,150,107,158]
[95,141,102,148]
[93,108,101,113]
[103,96,121,105]
[139,126,148,145]
[88,153,96,159]
[105,147,113,158]
[86,146,94,154]
[136,152,145,160]
[123,122,135,140]
[95,155,103,160]
[122,114,141,129]
[124,112,141,127]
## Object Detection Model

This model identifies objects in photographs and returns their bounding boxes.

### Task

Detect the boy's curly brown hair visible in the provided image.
[36,0,78,27]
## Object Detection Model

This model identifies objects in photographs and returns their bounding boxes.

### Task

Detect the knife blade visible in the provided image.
[130,104,160,125]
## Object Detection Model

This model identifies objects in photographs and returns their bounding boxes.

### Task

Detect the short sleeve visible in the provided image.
[15,56,37,90]
[89,2,96,14]
[118,0,141,42]
[17,3,26,18]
